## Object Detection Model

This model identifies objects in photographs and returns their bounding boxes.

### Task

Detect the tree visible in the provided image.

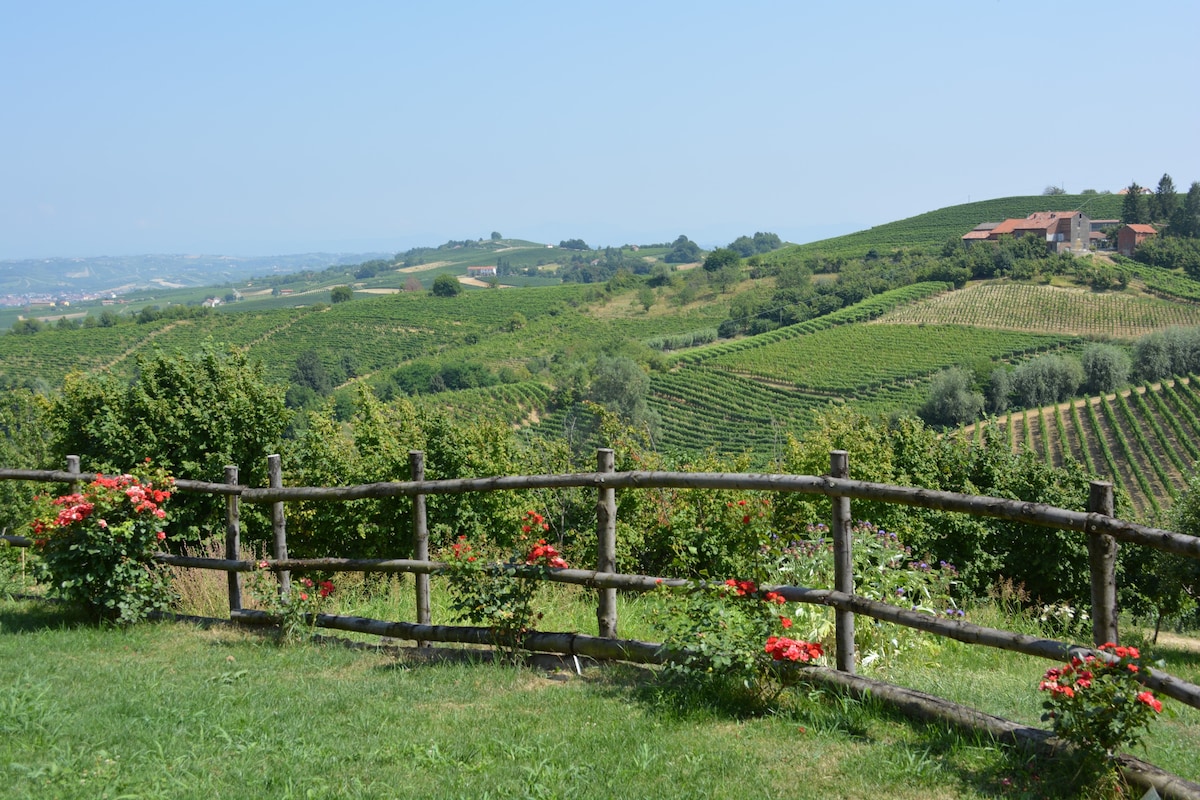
[663,235,702,264]
[918,368,984,428]
[586,355,659,435]
[431,274,463,297]
[1151,173,1178,223]
[559,239,590,251]
[490,231,502,241]
[1170,182,1200,238]
[11,318,42,335]
[1043,185,1066,196]
[702,247,740,273]
[48,345,289,540]
[1121,182,1148,224]
[330,285,353,303]
[403,275,423,292]
[1080,343,1131,394]
[1010,354,1084,407]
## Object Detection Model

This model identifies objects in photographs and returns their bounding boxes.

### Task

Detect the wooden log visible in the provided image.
[596,448,617,639]
[228,607,1200,799]
[830,450,855,673]
[66,455,80,496]
[230,609,668,664]
[225,465,242,613]
[1087,481,1119,646]
[229,471,1200,562]
[4,465,1200,562]
[159,550,1200,711]
[800,666,1200,800]
[411,450,430,644]
[268,454,290,597]
[775,585,1200,711]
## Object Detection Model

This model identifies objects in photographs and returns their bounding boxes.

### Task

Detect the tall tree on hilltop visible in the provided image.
[1121,181,1148,224]
[1170,182,1200,238]
[1151,173,1178,223]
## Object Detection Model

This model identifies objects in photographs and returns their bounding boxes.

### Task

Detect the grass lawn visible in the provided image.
[3,595,1199,799]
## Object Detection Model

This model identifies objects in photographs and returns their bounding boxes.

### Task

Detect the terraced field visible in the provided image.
[875,281,1200,338]
[966,378,1200,519]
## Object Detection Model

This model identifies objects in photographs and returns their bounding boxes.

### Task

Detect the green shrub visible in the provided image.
[29,463,175,623]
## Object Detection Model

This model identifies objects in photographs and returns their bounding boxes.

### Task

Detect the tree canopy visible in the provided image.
[431,274,463,297]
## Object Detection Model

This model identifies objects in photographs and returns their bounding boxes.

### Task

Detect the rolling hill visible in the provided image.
[4,193,1200,518]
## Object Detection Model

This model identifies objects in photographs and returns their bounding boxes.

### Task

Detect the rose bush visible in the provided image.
[30,462,174,623]
[1040,642,1164,761]
[442,510,568,660]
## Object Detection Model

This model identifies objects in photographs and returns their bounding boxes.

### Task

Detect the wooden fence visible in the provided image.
[5,449,1200,795]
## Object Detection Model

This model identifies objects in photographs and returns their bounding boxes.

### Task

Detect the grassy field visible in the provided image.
[2,594,1197,800]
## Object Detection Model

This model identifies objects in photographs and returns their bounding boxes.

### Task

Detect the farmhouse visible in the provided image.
[1117,223,1158,256]
[466,265,497,278]
[962,210,1092,253]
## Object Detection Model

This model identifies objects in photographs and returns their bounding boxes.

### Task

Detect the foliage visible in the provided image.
[1121,183,1148,224]
[777,409,1109,606]
[773,521,960,669]
[246,563,334,644]
[29,463,174,623]
[1132,325,1200,381]
[47,344,289,541]
[441,512,567,659]
[1009,353,1083,407]
[1039,643,1163,761]
[1134,235,1200,277]
[702,247,740,273]
[652,574,818,704]
[1079,343,1131,394]
[558,239,590,251]
[329,285,353,303]
[0,386,53,535]
[1150,174,1178,224]
[727,231,783,257]
[919,367,984,428]
[431,273,463,297]
[585,355,660,436]
[663,235,702,264]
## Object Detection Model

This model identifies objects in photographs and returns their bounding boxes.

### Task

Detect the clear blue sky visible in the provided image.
[3,1,1198,260]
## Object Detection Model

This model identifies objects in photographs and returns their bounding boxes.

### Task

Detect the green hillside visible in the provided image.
[7,193,1200,516]
[766,194,1125,262]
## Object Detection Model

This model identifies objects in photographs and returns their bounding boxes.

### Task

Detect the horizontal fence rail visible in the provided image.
[4,466,1198,560]
[5,455,1200,715]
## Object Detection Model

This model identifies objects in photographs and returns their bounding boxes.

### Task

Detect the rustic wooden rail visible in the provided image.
[5,448,1199,701]
[6,451,1200,797]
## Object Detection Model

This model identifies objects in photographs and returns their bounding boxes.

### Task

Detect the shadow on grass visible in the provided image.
[0,597,93,634]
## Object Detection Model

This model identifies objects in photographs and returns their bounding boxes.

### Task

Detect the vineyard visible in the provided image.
[763,194,1125,262]
[967,378,1200,518]
[873,281,1200,338]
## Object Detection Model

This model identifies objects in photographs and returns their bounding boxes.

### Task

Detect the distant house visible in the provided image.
[467,265,497,278]
[1117,224,1157,256]
[962,211,1092,253]
[202,297,222,308]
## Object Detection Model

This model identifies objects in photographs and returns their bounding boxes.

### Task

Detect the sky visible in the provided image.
[3,1,1198,260]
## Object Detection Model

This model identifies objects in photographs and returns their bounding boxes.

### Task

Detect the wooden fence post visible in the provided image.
[596,448,617,639]
[225,465,242,613]
[65,455,81,495]
[831,450,856,673]
[268,454,290,598]
[1087,480,1119,645]
[411,450,430,644]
